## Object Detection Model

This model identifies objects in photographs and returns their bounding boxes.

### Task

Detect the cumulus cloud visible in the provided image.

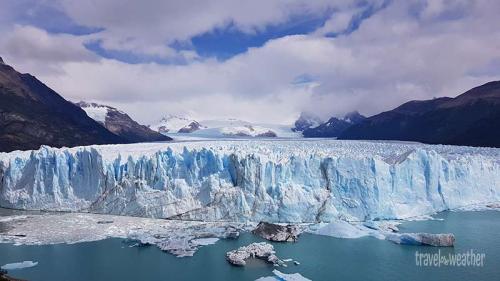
[0,25,97,73]
[0,0,499,125]
[56,0,340,58]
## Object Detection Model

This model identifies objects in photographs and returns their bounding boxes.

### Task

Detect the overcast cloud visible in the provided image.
[0,0,499,124]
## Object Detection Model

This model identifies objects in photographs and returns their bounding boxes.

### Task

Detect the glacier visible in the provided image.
[0,140,499,223]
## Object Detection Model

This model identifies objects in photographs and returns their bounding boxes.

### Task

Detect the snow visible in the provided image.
[0,139,499,223]
[191,237,219,246]
[255,270,311,281]
[150,115,202,133]
[80,104,108,123]
[1,261,38,270]
[152,117,301,138]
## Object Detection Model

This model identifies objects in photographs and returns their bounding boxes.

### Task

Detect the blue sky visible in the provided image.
[0,0,498,124]
[1,0,382,64]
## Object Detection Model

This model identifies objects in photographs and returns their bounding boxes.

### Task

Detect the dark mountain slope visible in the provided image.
[339,81,500,147]
[76,102,171,142]
[303,111,366,138]
[0,57,127,152]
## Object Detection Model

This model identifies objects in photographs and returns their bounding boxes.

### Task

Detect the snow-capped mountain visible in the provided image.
[292,112,323,132]
[197,119,279,138]
[342,111,366,124]
[340,81,500,147]
[150,115,204,134]
[303,111,366,138]
[1,140,499,222]
[151,117,300,138]
[0,57,125,152]
[77,102,171,142]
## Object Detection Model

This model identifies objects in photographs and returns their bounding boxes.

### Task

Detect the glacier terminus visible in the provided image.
[0,139,499,223]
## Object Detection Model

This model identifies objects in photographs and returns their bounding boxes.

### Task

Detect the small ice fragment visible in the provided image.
[311,220,370,238]
[1,261,38,270]
[255,270,311,281]
[191,237,219,246]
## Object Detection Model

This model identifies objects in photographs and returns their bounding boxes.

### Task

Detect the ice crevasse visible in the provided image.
[0,140,499,223]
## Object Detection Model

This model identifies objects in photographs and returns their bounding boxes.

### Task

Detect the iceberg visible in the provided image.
[1,261,38,270]
[226,242,282,266]
[0,140,499,223]
[255,269,311,281]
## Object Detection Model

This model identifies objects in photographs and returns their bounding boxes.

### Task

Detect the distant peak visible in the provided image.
[342,111,366,124]
[0,56,4,64]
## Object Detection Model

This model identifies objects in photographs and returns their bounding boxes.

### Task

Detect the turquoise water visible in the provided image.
[1,211,499,281]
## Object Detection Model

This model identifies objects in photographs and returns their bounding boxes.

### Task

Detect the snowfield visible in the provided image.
[0,140,499,223]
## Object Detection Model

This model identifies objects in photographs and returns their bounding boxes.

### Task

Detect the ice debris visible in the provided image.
[255,269,312,281]
[1,261,38,270]
[226,242,283,266]
[252,222,302,242]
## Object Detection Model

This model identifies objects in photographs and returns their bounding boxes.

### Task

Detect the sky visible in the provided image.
[0,0,499,125]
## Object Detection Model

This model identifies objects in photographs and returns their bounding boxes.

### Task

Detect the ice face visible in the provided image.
[0,140,499,223]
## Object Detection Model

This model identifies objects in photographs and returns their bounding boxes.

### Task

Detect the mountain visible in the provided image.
[0,56,127,152]
[303,111,366,138]
[150,115,204,134]
[339,81,500,147]
[76,102,171,142]
[197,119,279,138]
[151,116,299,138]
[291,112,323,132]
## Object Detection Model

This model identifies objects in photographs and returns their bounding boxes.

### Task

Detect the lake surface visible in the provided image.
[1,211,499,281]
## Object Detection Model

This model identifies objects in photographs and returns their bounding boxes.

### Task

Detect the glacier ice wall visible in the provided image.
[0,140,499,223]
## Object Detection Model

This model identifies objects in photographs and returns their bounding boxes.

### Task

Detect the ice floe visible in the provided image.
[1,261,38,270]
[255,269,311,281]
[0,212,247,257]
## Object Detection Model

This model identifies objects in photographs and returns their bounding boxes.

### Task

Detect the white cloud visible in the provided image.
[0,25,97,74]
[56,0,340,58]
[1,0,499,125]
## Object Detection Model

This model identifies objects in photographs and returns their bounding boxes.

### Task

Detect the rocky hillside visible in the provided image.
[303,111,366,138]
[77,102,171,142]
[339,81,500,147]
[0,57,126,152]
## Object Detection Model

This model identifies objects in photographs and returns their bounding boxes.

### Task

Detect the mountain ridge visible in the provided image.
[339,81,500,147]
[77,101,171,143]
[0,58,127,152]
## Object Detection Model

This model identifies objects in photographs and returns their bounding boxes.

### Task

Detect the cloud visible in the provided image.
[55,0,345,58]
[0,25,97,73]
[0,0,499,125]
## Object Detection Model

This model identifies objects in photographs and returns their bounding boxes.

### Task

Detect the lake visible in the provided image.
[1,210,499,281]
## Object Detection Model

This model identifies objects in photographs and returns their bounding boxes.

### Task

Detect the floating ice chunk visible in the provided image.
[1,261,38,270]
[0,212,245,257]
[252,222,302,242]
[226,242,282,266]
[191,237,219,246]
[385,232,455,247]
[255,277,277,281]
[310,220,371,238]
[255,269,312,281]
[0,216,28,222]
